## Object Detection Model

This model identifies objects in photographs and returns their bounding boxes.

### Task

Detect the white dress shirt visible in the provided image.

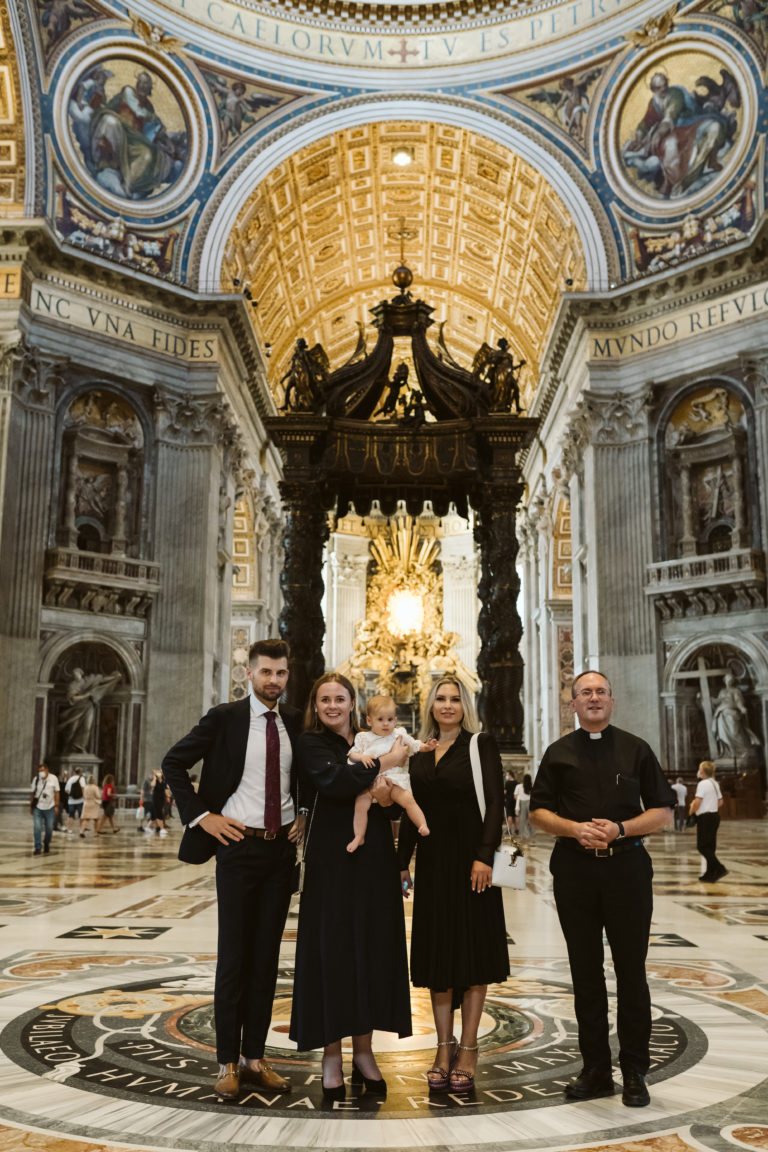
[221,693,294,828]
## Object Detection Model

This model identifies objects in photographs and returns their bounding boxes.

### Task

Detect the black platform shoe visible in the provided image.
[351,1060,387,1095]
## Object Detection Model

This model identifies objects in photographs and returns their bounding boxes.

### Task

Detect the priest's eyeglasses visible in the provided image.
[574,687,611,699]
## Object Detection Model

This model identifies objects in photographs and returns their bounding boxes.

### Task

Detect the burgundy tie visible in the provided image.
[264,711,281,835]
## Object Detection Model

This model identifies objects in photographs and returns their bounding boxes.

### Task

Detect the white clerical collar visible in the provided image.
[589,732,602,739]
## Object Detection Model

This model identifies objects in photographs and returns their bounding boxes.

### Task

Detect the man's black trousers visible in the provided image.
[214,835,295,1064]
[551,841,653,1076]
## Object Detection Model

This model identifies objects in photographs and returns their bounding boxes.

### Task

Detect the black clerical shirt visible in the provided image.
[530,725,675,824]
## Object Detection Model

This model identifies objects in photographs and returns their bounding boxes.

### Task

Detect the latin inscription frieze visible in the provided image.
[30,285,218,363]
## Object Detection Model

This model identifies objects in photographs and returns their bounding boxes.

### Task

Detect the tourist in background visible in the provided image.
[689,760,726,881]
[399,678,508,1094]
[671,776,687,831]
[290,672,412,1099]
[503,770,516,836]
[30,764,59,856]
[514,773,534,839]
[150,770,171,837]
[97,773,118,834]
[65,768,87,834]
[53,769,69,833]
[139,772,155,833]
[79,775,102,837]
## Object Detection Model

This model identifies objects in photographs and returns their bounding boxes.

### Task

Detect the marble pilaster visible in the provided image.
[142,387,238,773]
[580,386,660,748]
[0,343,61,786]
[741,352,768,561]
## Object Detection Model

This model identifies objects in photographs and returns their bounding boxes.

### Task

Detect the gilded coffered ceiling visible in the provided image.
[222,121,586,408]
[228,0,535,27]
[0,6,26,217]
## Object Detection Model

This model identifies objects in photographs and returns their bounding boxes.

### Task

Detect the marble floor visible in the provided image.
[0,809,765,1152]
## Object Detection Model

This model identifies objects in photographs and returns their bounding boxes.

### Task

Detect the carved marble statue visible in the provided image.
[57,668,122,753]
[711,672,761,759]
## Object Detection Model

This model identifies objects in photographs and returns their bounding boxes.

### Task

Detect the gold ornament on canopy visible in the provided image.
[339,515,479,715]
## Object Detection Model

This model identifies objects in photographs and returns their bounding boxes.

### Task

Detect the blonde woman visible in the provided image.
[398,678,508,1094]
[689,760,726,881]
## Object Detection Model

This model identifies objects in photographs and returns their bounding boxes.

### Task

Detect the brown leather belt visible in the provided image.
[558,837,644,858]
[242,823,293,841]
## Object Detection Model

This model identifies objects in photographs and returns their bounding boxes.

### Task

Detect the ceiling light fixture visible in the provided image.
[392,146,414,167]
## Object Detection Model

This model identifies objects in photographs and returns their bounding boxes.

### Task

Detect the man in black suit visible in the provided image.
[162,638,304,1102]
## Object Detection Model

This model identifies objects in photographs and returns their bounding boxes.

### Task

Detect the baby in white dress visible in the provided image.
[347,694,436,853]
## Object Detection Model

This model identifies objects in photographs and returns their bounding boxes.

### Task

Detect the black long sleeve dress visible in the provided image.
[289,727,413,1051]
[398,729,509,1005]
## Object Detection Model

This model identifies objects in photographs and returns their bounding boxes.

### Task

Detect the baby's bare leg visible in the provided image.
[389,784,430,836]
[347,789,373,853]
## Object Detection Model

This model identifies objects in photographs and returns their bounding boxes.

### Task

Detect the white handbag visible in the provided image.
[469,733,527,890]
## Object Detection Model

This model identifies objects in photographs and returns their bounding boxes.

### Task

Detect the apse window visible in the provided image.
[387,589,424,637]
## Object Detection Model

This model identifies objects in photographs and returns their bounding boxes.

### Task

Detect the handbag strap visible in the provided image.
[470,734,521,855]
[299,793,319,862]
[469,732,485,820]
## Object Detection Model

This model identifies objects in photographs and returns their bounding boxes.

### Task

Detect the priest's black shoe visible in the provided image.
[622,1069,650,1107]
[563,1068,615,1100]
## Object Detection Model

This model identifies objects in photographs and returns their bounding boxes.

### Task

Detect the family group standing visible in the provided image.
[162,643,673,1111]
[162,639,509,1103]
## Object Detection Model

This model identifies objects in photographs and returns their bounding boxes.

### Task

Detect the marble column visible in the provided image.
[516,512,540,764]
[143,388,237,772]
[324,541,369,670]
[0,344,62,786]
[441,550,479,674]
[279,481,329,710]
[475,479,526,753]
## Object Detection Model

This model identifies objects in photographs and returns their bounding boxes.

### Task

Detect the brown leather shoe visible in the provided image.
[239,1059,290,1093]
[214,1062,240,1100]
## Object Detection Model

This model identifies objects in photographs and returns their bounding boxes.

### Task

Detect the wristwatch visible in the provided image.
[615,820,626,839]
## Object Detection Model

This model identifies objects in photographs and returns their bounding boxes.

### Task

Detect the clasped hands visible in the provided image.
[574,817,622,849]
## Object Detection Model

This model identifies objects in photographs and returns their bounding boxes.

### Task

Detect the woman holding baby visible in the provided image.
[288,673,412,1098]
[290,672,506,1100]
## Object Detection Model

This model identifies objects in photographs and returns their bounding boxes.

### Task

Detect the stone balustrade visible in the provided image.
[43,548,161,617]
[645,549,766,617]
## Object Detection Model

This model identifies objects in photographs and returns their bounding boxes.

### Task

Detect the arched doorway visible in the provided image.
[39,638,144,786]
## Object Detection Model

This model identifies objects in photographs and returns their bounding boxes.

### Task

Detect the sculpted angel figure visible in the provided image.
[280,338,330,412]
[376,363,409,419]
[472,337,526,413]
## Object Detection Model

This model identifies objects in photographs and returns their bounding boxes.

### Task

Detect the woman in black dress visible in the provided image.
[398,677,508,1093]
[290,672,412,1098]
